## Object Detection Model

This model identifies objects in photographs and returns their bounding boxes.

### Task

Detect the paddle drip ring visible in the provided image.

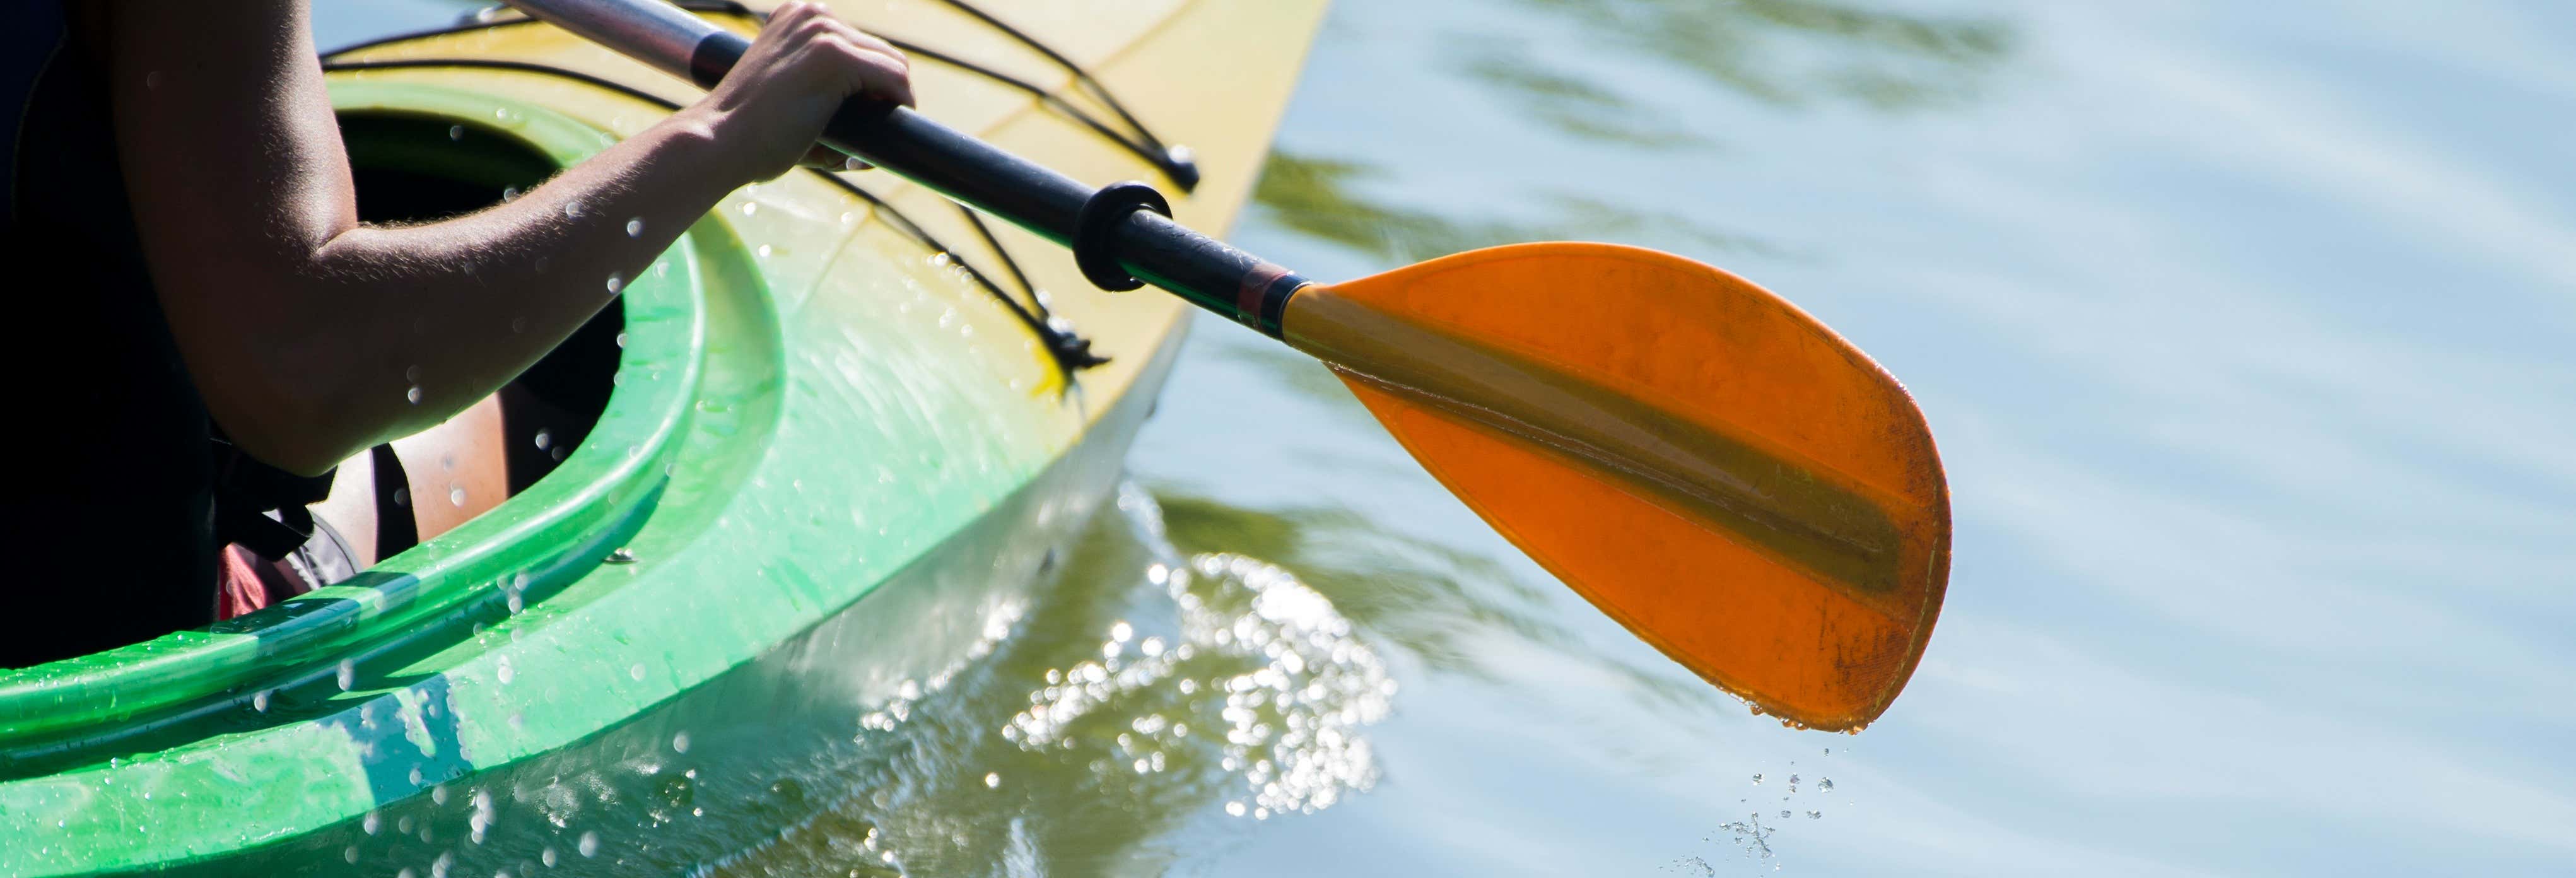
[1074,182,1171,291]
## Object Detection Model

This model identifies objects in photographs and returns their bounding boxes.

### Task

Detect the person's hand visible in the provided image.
[693,1,913,182]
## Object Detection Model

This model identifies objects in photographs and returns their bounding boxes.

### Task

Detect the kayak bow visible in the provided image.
[0,2,1326,872]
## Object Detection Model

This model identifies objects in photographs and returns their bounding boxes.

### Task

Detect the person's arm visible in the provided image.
[100,0,908,475]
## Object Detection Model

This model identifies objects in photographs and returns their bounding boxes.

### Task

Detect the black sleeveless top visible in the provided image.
[3,2,221,667]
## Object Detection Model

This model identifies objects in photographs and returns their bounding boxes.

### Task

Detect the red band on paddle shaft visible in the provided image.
[1238,262,1292,327]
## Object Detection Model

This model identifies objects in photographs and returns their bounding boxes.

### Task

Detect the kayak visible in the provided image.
[0,0,1326,873]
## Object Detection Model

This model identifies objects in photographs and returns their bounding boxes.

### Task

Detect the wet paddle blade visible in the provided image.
[1279,243,1950,730]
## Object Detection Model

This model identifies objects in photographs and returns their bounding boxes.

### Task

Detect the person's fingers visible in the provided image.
[819,36,914,107]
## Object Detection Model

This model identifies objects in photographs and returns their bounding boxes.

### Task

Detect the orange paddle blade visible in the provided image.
[1278,243,1950,730]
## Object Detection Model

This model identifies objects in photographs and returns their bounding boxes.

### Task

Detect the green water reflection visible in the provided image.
[1503,0,2013,110]
[1253,151,1783,264]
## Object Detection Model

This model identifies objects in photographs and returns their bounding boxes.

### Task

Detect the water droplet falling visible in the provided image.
[448,125,464,141]
[449,485,467,506]
[605,273,623,294]
[563,200,583,219]
[336,659,356,691]
[624,218,643,238]
[577,831,600,857]
[406,386,423,405]
[671,732,690,754]
[740,202,758,216]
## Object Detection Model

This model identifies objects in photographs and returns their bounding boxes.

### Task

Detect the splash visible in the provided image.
[1000,483,1396,817]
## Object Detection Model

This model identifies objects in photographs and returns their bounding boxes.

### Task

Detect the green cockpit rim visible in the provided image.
[0,82,707,768]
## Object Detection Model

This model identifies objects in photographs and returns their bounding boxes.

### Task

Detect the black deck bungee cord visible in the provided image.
[322,0,1209,373]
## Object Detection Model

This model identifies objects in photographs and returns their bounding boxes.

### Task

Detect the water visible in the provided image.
[310,1,2576,874]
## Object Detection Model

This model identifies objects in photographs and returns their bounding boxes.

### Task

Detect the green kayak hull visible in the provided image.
[0,1,1326,873]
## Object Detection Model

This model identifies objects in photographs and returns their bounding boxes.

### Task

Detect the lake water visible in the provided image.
[317,1,2576,874]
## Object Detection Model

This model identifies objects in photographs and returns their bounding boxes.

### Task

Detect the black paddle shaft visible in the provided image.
[498,0,1309,339]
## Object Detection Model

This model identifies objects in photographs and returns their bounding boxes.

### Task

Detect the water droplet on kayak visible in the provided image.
[671,731,690,754]
[1788,774,1800,792]
[336,659,356,691]
[1750,773,1762,785]
[614,331,627,349]
[495,657,514,685]
[343,845,358,863]
[501,187,519,202]
[406,386,423,405]
[506,590,524,614]
[550,446,566,462]
[392,487,409,508]
[606,547,638,565]
[1818,778,1833,793]
[577,831,600,857]
[605,272,623,294]
[625,218,643,238]
[431,852,454,878]
[448,125,464,141]
[740,201,758,216]
[432,785,449,805]
[250,690,270,713]
[363,812,380,835]
[397,814,414,834]
[1780,811,1792,819]
[407,766,423,787]
[449,485,467,506]
[533,429,552,451]
[563,200,583,220]
[1823,747,1831,756]
[397,868,415,878]
[929,252,951,268]
[839,211,857,226]
[1808,811,1823,819]
[843,155,867,172]
[629,663,645,681]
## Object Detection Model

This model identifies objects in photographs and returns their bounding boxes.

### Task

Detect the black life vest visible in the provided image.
[1,3,331,667]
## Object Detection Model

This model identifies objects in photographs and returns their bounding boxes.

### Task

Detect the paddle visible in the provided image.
[501,0,1950,732]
